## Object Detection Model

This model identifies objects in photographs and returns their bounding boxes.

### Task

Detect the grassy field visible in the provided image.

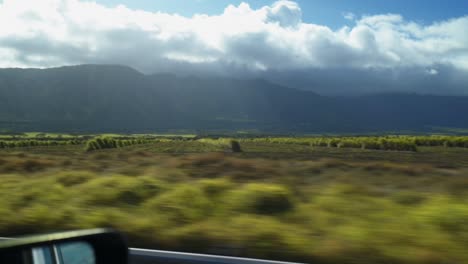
[1,136,468,263]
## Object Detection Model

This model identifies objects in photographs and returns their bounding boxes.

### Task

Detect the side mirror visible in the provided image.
[0,229,128,264]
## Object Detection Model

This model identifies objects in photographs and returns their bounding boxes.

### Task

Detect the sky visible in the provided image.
[95,0,468,29]
[0,0,467,95]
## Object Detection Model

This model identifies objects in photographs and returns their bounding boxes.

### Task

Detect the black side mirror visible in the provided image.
[0,228,128,264]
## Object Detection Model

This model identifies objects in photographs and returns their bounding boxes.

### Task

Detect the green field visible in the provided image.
[1,135,468,263]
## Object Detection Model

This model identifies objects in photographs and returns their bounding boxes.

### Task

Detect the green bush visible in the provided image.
[143,185,212,224]
[361,139,380,150]
[228,216,311,261]
[80,176,164,206]
[435,207,468,233]
[231,140,242,152]
[226,184,294,215]
[392,192,426,205]
[85,137,151,151]
[248,136,422,152]
[55,171,96,186]
[199,178,234,197]
[0,139,77,149]
[336,139,361,148]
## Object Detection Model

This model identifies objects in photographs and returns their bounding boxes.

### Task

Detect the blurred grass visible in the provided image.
[0,138,468,263]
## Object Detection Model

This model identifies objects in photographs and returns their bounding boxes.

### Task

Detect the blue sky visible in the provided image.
[95,0,468,28]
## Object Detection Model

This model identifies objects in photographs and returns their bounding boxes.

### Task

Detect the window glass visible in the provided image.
[58,242,95,264]
[31,246,54,264]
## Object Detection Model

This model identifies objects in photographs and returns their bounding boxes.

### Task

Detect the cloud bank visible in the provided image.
[0,0,467,94]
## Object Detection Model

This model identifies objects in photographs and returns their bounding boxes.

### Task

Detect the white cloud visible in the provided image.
[0,0,467,94]
[265,0,302,28]
[343,12,355,21]
[427,68,438,75]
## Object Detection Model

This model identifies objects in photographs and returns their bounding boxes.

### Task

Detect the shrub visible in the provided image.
[85,137,151,151]
[327,139,339,148]
[379,139,417,152]
[248,136,423,152]
[199,178,234,197]
[361,140,381,150]
[143,185,212,224]
[226,184,294,215]
[86,137,122,151]
[336,140,361,149]
[55,171,96,187]
[0,139,75,149]
[228,216,311,261]
[80,176,164,206]
[425,203,468,233]
[392,192,426,205]
[231,140,242,152]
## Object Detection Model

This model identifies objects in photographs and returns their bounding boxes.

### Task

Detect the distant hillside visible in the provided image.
[0,65,467,133]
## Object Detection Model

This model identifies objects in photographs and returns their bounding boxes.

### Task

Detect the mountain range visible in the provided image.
[0,64,467,134]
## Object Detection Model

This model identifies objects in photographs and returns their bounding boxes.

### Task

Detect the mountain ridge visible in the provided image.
[0,64,467,133]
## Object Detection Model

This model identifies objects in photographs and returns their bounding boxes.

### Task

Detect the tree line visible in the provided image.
[0,139,82,148]
[243,135,468,152]
[85,137,153,151]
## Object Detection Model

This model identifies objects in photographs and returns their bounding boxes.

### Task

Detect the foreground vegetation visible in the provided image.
[1,135,468,263]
